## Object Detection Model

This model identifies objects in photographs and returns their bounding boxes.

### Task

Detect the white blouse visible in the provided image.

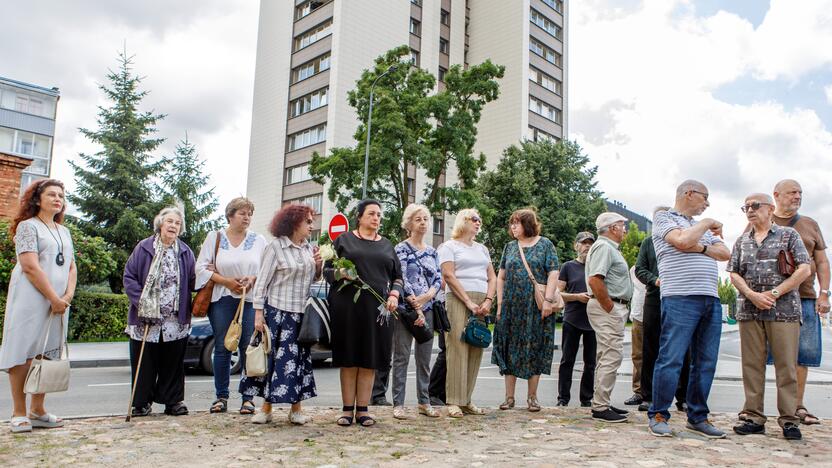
[195,230,267,302]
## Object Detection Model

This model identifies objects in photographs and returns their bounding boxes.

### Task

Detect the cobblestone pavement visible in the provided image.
[2,406,831,467]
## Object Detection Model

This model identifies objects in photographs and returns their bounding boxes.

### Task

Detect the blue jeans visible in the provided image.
[766,299,822,367]
[207,295,255,400]
[648,295,722,423]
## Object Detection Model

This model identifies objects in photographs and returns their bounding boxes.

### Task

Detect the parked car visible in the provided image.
[185,281,332,374]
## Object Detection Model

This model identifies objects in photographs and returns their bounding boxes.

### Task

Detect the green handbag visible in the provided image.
[461,316,491,348]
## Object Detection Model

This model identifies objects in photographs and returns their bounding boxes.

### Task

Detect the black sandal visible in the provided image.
[131,403,152,417]
[209,398,227,414]
[164,402,189,416]
[356,406,375,427]
[337,405,354,426]
[240,400,256,415]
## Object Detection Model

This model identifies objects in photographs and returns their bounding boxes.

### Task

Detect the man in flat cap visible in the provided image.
[647,180,731,439]
[585,213,633,423]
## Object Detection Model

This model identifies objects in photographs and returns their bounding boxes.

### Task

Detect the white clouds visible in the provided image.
[570,0,832,244]
[825,84,832,105]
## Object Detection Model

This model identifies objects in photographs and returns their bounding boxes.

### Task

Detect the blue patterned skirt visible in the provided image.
[239,304,317,404]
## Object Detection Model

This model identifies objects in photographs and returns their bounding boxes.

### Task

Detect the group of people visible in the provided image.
[0,177,826,443]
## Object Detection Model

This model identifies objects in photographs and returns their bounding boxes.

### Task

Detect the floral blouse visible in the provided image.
[395,241,442,312]
[127,245,191,342]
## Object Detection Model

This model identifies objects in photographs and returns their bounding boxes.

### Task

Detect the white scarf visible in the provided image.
[137,236,180,321]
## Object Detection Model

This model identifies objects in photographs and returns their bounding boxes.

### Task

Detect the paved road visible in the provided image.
[3,331,832,420]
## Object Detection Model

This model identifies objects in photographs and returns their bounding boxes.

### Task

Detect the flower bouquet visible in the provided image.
[319,243,397,324]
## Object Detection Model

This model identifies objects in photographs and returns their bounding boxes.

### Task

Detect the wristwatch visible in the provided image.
[821,289,831,298]
[771,289,781,298]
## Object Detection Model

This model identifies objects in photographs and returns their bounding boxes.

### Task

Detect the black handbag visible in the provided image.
[432,300,451,333]
[298,285,331,347]
[399,305,434,344]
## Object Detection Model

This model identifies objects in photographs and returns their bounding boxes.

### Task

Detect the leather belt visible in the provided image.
[589,295,630,305]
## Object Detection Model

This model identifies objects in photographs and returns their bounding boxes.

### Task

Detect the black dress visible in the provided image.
[325,232,404,369]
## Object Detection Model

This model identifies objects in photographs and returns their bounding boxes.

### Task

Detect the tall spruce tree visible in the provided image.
[69,50,166,292]
[162,134,221,250]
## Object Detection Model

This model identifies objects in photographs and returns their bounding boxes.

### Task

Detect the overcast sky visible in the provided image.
[3,0,831,245]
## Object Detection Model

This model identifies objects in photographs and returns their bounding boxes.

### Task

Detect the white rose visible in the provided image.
[318,244,336,261]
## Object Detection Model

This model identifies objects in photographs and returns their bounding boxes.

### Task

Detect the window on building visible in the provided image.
[293,20,332,51]
[529,38,562,67]
[433,217,444,235]
[530,8,562,40]
[529,66,562,95]
[527,126,558,143]
[406,177,416,196]
[529,97,562,124]
[1,89,54,118]
[285,163,313,185]
[410,0,422,5]
[290,87,329,118]
[0,128,52,173]
[438,66,447,82]
[295,0,326,20]
[439,38,449,54]
[410,18,421,36]
[288,124,327,151]
[410,49,420,66]
[310,229,322,243]
[541,0,564,13]
[291,53,331,83]
[302,194,323,213]
[440,9,450,26]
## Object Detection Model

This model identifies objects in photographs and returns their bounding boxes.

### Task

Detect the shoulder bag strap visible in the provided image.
[517,241,538,286]
[788,214,800,228]
[212,230,221,272]
[231,286,247,325]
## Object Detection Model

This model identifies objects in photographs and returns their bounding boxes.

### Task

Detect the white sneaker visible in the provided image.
[251,410,273,424]
[288,411,309,425]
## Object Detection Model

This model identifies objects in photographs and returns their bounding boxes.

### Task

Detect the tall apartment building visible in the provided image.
[0,76,60,190]
[246,0,567,243]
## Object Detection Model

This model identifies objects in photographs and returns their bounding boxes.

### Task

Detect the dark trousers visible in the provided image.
[557,321,597,404]
[428,332,447,404]
[372,345,393,401]
[641,300,689,403]
[130,336,187,408]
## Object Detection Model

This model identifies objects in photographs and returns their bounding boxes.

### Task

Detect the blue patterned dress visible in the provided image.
[492,237,559,379]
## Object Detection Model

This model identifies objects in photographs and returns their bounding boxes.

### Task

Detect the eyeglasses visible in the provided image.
[306,218,314,224]
[689,190,709,201]
[740,202,773,213]
[469,216,481,223]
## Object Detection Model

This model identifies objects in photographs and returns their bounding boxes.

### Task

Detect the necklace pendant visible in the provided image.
[56,252,65,266]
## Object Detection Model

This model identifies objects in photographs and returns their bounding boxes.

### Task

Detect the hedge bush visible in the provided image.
[0,290,129,342]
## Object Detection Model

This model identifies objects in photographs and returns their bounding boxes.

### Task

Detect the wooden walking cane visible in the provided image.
[126,323,150,422]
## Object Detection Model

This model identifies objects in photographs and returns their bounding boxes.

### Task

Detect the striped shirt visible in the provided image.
[252,236,319,313]
[652,210,722,298]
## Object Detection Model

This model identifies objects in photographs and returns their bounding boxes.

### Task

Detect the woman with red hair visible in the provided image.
[0,179,77,433]
[240,203,322,425]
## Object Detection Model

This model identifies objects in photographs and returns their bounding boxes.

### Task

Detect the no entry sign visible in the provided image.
[328,213,349,242]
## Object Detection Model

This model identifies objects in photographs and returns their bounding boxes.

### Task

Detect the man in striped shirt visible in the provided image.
[647,180,731,439]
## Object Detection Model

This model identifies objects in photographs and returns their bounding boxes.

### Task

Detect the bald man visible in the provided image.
[770,179,829,425]
[728,193,811,440]
[647,180,731,439]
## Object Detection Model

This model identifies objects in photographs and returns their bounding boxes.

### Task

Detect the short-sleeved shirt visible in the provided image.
[653,210,722,298]
[437,239,491,293]
[585,236,633,301]
[558,260,592,330]
[727,225,811,322]
[629,266,646,322]
[772,214,827,298]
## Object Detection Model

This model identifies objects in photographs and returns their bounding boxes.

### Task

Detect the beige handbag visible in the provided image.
[518,242,564,313]
[245,328,271,377]
[223,287,247,352]
[24,311,70,394]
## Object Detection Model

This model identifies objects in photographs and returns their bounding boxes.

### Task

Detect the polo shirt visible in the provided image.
[585,235,633,301]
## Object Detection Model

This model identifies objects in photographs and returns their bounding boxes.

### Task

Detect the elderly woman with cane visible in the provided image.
[124,206,196,418]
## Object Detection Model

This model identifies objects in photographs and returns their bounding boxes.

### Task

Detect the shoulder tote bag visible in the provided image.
[192,231,222,318]
[24,311,70,394]
[245,328,271,377]
[518,241,564,312]
[461,315,491,348]
[223,286,247,352]
[298,283,332,347]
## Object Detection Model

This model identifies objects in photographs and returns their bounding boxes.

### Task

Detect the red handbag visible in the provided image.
[192,231,221,317]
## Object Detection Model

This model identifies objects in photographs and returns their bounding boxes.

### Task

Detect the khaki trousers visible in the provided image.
[444,291,486,406]
[631,319,643,395]
[586,299,628,411]
[738,320,800,428]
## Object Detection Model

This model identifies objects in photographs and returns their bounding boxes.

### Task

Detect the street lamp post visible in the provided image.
[361,65,397,199]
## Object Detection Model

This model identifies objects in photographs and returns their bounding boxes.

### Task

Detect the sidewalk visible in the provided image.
[2,407,831,467]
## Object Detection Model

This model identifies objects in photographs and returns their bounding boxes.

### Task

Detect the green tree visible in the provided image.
[476,140,606,263]
[161,134,222,250]
[69,50,167,292]
[619,221,647,268]
[310,45,505,239]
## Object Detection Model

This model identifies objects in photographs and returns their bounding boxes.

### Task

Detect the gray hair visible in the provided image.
[153,206,187,236]
[675,180,706,199]
[598,225,611,235]
[401,203,431,233]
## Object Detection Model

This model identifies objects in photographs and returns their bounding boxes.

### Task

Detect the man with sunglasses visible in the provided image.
[728,193,811,440]
[647,180,731,439]
[771,179,829,426]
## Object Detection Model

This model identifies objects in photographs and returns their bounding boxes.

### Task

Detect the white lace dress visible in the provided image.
[0,218,74,371]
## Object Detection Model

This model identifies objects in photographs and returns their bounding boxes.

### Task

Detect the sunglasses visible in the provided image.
[469,216,481,223]
[740,202,773,213]
[689,190,709,201]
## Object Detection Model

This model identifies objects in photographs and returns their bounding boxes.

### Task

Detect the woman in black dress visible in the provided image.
[325,200,403,427]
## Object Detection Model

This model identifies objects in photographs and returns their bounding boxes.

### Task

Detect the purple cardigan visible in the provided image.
[123,236,196,326]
